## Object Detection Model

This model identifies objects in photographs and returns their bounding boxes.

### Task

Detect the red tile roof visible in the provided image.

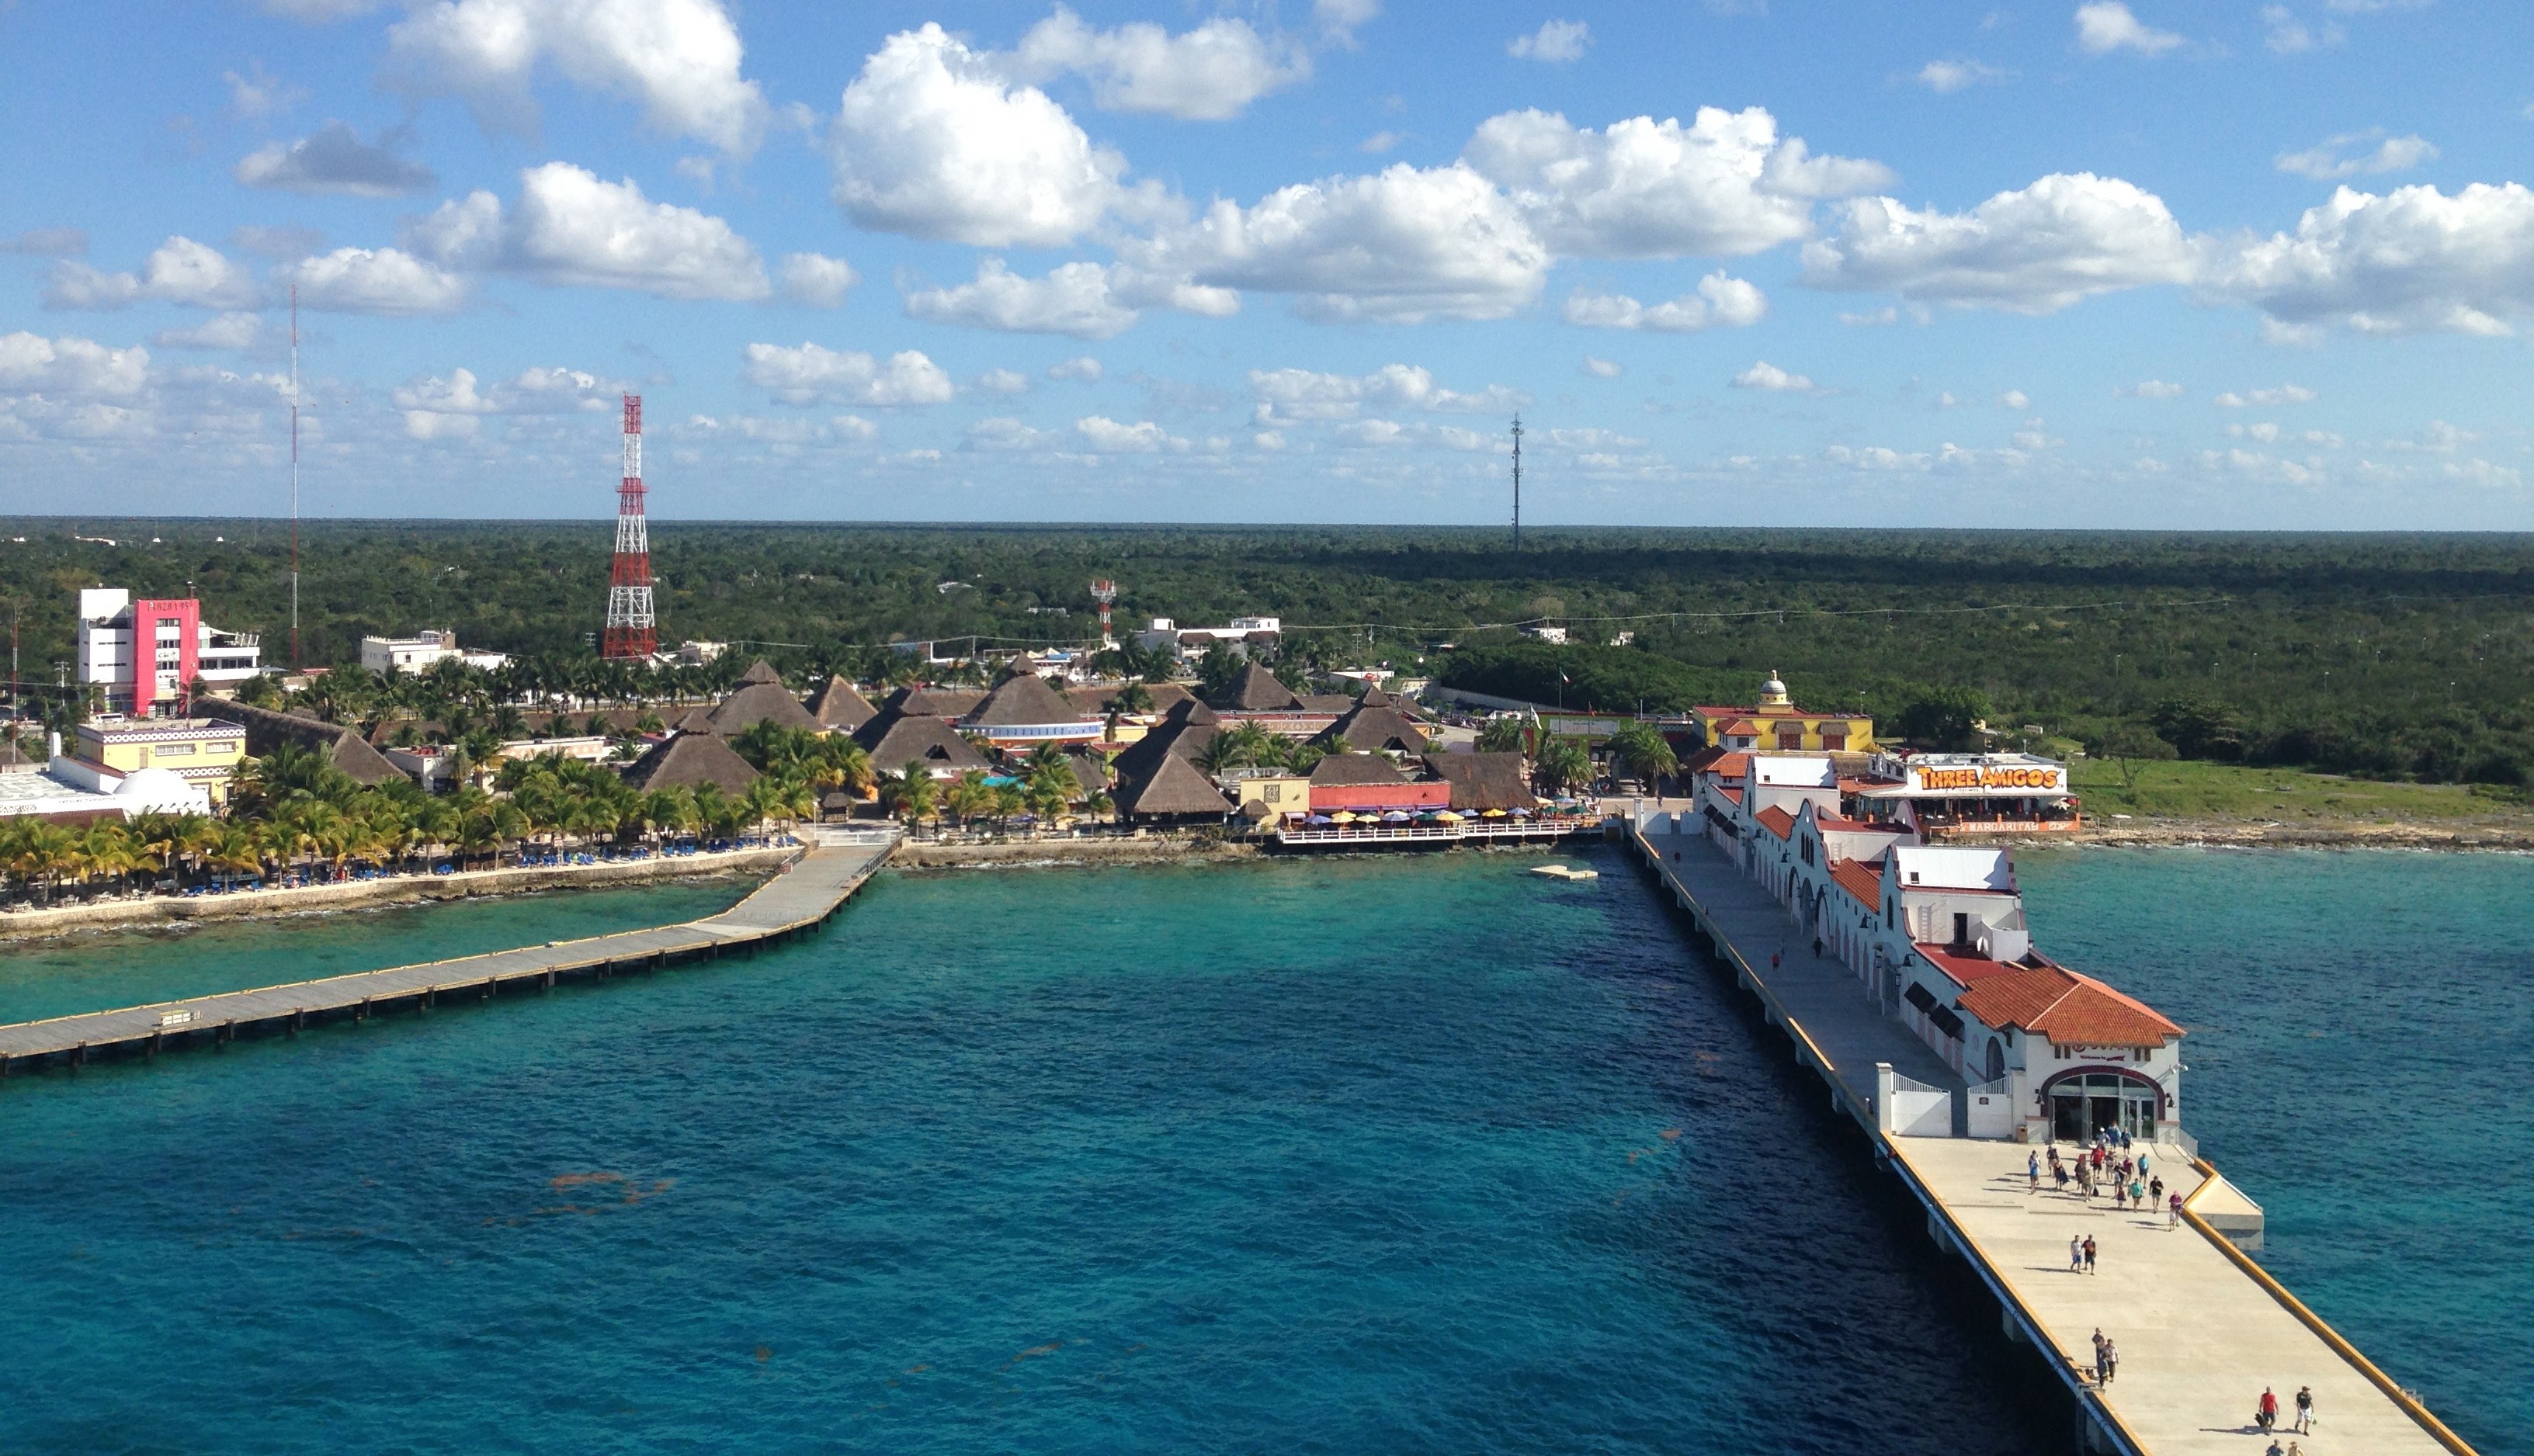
[1814,813,1884,831]
[1692,705,1815,719]
[1710,753,1750,780]
[1754,806,1796,840]
[1714,785,1744,806]
[1913,942,2028,986]
[1828,859,1883,908]
[1955,966,2183,1046]
[1714,719,1758,736]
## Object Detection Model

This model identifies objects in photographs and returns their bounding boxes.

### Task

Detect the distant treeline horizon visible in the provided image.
[2,520,2529,788]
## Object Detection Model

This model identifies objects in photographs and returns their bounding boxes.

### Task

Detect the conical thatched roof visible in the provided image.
[217,699,406,786]
[622,731,761,793]
[1115,751,1232,819]
[1311,701,1429,755]
[706,680,817,734]
[807,676,877,731]
[1208,660,1305,712]
[1423,752,1537,811]
[1060,744,1113,792]
[1309,752,1410,786]
[879,685,952,718]
[1356,683,1394,708]
[967,672,1085,727]
[737,659,784,686]
[856,704,991,775]
[1109,698,1220,782]
[672,705,717,735]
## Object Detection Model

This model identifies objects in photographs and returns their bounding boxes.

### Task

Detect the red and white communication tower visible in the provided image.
[1089,578,1117,647]
[602,393,657,659]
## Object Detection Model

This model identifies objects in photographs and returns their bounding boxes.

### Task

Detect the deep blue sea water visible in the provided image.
[0,847,2518,1453]
[2015,847,2533,1454]
[0,848,2050,1454]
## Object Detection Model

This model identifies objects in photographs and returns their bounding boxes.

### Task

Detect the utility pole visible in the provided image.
[1509,414,1522,553]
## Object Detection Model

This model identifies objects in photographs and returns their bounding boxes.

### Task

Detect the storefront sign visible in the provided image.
[1911,764,2065,794]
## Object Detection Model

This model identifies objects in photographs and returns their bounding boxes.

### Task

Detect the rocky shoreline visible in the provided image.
[1976,819,2534,851]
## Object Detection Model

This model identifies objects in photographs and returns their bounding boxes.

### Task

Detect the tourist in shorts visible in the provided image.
[2294,1385,2313,1433]
[2168,1192,2183,1229]
[2102,1337,2119,1385]
[2071,1235,2084,1273]
[2083,1236,2098,1274]
[2029,1151,2041,1193]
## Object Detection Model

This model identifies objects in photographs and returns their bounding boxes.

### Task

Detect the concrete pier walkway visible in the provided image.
[1631,815,2473,1456]
[0,829,897,1073]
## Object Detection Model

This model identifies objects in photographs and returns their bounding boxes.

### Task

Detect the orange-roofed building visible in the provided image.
[1953,964,2185,1142]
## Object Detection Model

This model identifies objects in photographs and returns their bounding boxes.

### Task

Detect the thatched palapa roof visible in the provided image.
[1114,751,1233,820]
[736,659,784,686]
[1308,752,1411,786]
[1423,752,1538,811]
[966,673,1087,727]
[1311,701,1430,755]
[217,699,405,785]
[807,676,877,731]
[1208,661,1305,712]
[706,680,817,735]
[622,731,761,793]
[854,689,992,775]
[1109,699,1220,783]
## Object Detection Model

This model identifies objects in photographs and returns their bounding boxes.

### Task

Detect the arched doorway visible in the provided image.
[1983,1036,2006,1083]
[2042,1068,2161,1142]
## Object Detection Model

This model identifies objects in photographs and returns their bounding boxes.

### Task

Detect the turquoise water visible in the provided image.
[2017,848,2532,1452]
[0,849,2054,1454]
[0,879,757,1025]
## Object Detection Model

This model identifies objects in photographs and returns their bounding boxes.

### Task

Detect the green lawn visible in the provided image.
[2069,758,2533,823]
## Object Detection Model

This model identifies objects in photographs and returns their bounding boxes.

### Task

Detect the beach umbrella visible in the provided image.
[1307,813,1334,825]
[1381,810,1412,823]
[1509,808,1533,817]
[1434,810,1463,823]
[1480,808,1508,818]
[1329,810,1358,823]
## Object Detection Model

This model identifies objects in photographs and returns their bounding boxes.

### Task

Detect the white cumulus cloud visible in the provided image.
[45,237,262,311]
[1248,363,1524,421]
[404,162,768,300]
[0,332,151,396]
[777,252,858,307]
[2119,380,2185,397]
[1508,19,1590,61]
[1801,172,2192,312]
[153,314,266,351]
[975,369,1031,394]
[1130,161,1547,321]
[1562,270,1765,331]
[1006,6,1307,120]
[830,23,1134,248]
[1462,106,1889,259]
[384,0,766,154]
[282,246,472,315]
[2202,182,2534,335]
[1732,360,1815,392]
[2214,384,2317,406]
[741,342,954,406]
[1581,356,1622,377]
[1997,389,2030,409]
[2273,129,2438,181]
[1075,415,1185,452]
[907,259,1139,339]
[2262,5,2345,53]
[1916,59,2006,92]
[1049,356,1103,381]
[2074,2,2182,55]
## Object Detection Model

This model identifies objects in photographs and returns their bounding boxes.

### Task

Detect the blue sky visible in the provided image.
[2,0,2529,527]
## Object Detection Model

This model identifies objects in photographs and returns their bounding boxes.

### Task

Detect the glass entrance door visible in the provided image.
[2049,1072,2159,1141]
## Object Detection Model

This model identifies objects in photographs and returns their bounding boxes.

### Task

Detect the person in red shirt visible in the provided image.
[2258,1386,2280,1430]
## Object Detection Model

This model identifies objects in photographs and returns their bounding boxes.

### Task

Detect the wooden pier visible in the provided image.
[1631,814,2476,1456]
[0,829,898,1076]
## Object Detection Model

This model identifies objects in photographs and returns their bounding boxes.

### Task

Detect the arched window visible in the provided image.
[1984,1037,2006,1083]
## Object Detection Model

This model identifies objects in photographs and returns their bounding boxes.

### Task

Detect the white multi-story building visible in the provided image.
[1134,615,1282,660]
[75,588,262,714]
[1690,747,2185,1144]
[360,630,509,676]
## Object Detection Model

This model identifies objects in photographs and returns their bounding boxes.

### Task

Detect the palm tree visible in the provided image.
[1533,737,1595,796]
[942,768,995,827]
[1106,680,1154,716]
[1475,716,1530,755]
[1606,723,1679,790]
[876,761,939,826]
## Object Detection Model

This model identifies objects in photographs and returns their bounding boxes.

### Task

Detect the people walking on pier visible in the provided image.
[2168,1191,2183,1228]
[2082,1235,2098,1274]
[2128,1175,2145,1211]
[2102,1337,2119,1385]
[2091,1328,2108,1383]
[2029,1151,2040,1193]
[2258,1385,2279,1431]
[2149,1174,2164,1208]
[2071,1235,2084,1272]
[2293,1385,2313,1433]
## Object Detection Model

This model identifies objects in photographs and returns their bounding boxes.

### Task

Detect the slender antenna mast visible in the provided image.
[601,393,657,658]
[1509,413,1522,553]
[289,283,300,669]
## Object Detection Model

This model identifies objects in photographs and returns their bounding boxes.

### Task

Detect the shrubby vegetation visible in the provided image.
[2,521,2526,785]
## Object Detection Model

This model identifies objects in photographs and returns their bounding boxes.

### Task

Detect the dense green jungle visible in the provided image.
[2,519,2528,785]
